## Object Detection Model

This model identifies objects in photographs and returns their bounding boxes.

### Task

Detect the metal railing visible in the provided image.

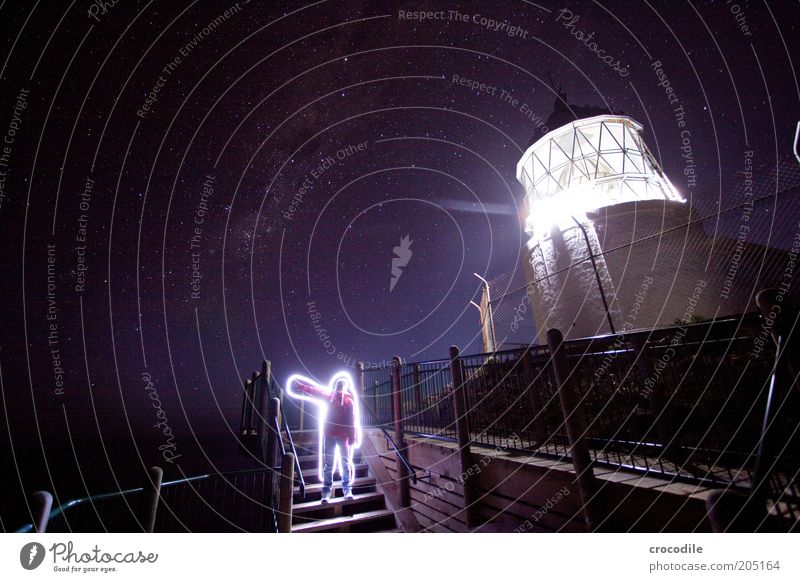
[359,397,418,485]
[16,467,277,533]
[271,377,306,499]
[361,312,797,492]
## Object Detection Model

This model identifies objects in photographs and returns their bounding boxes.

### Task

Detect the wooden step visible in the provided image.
[292,491,383,515]
[291,509,396,533]
[300,464,368,483]
[294,453,364,468]
[294,476,376,499]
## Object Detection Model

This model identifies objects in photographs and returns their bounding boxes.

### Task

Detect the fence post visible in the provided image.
[522,347,548,445]
[449,345,478,529]
[546,328,601,532]
[32,491,53,533]
[264,397,281,469]
[143,466,163,533]
[391,356,411,507]
[278,452,295,532]
[261,396,281,532]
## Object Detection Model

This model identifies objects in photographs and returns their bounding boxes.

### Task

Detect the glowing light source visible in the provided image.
[517,115,685,243]
[286,371,362,484]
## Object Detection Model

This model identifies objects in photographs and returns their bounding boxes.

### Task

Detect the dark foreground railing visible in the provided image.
[16,467,277,533]
[360,309,800,530]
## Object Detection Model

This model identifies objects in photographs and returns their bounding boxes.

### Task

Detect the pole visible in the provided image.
[32,491,53,533]
[143,466,163,533]
[474,273,497,352]
[547,328,601,531]
[571,216,615,335]
[449,345,478,528]
[278,453,295,532]
[391,356,410,507]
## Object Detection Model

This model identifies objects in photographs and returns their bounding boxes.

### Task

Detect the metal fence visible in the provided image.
[38,468,275,533]
[360,312,799,507]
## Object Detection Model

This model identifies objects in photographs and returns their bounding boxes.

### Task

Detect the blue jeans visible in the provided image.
[322,435,352,496]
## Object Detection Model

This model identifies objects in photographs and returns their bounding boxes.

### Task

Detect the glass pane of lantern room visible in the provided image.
[604,122,626,151]
[548,140,569,170]
[553,131,575,157]
[576,126,599,154]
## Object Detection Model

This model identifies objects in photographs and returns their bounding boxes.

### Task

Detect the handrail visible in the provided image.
[270,379,306,499]
[15,466,274,533]
[360,398,418,485]
[280,408,306,498]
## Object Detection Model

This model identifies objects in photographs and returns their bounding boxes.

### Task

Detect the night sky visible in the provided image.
[0,0,798,525]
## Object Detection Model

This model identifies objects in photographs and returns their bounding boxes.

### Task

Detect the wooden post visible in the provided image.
[143,466,163,533]
[262,396,281,532]
[547,328,601,531]
[391,356,411,507]
[264,397,281,468]
[32,491,53,533]
[449,345,478,529]
[278,453,295,533]
[522,347,548,445]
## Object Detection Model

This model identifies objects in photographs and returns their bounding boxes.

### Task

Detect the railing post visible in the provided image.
[522,347,548,446]
[261,396,281,532]
[546,328,601,532]
[278,452,295,533]
[31,491,53,533]
[449,345,478,529]
[264,397,281,469]
[143,466,163,533]
[263,359,280,411]
[392,356,411,507]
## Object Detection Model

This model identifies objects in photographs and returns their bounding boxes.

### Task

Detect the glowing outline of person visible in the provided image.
[286,371,362,501]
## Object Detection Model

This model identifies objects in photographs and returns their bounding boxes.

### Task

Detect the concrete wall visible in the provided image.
[524,200,787,340]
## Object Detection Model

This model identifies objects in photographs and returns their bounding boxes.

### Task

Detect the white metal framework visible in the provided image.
[516,115,684,239]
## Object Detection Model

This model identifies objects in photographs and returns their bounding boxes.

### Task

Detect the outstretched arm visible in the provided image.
[286,375,329,401]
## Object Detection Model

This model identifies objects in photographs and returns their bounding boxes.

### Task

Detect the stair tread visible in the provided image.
[296,476,375,494]
[292,492,384,514]
[299,463,367,477]
[291,509,395,533]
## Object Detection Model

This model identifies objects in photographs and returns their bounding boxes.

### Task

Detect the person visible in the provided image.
[287,374,360,503]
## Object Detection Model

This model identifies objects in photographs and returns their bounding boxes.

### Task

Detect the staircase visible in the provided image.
[289,436,399,533]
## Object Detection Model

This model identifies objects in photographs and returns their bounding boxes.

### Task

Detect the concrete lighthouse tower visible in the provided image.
[517,115,691,339]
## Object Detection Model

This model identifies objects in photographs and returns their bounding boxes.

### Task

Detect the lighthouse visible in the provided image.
[516,114,765,340]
